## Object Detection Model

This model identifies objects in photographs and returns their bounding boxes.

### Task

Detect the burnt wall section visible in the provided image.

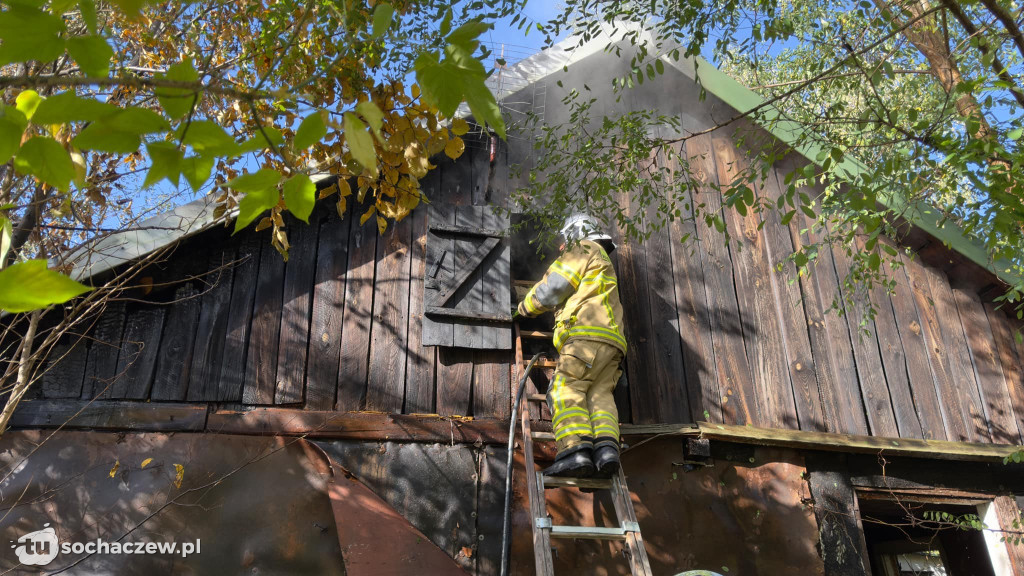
[0,431,344,575]
[20,40,1024,442]
[34,131,513,420]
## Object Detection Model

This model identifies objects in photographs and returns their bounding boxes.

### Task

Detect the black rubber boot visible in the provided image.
[542,448,594,478]
[592,445,620,479]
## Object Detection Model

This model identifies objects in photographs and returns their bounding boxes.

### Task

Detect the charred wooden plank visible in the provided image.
[151,283,201,401]
[111,306,165,399]
[217,231,261,402]
[274,218,318,405]
[187,245,237,401]
[829,236,900,438]
[472,351,510,420]
[985,303,1024,445]
[365,212,413,413]
[40,337,88,399]
[683,135,758,427]
[424,307,512,323]
[437,347,473,416]
[954,287,1021,444]
[242,239,285,405]
[206,408,524,444]
[856,237,923,439]
[712,135,796,428]
[666,149,721,423]
[758,156,826,431]
[82,301,127,400]
[901,252,973,442]
[784,163,867,435]
[427,224,506,238]
[916,253,990,442]
[637,149,690,424]
[336,204,378,410]
[453,205,486,349]
[404,199,437,414]
[305,211,352,410]
[477,206,510,350]
[879,236,946,441]
[422,202,455,347]
[11,399,207,431]
[805,453,871,576]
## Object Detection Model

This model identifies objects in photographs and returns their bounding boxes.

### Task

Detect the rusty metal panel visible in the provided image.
[326,455,470,575]
[0,431,345,574]
[314,440,482,572]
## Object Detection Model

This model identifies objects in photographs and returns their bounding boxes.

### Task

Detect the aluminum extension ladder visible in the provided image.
[514,324,654,576]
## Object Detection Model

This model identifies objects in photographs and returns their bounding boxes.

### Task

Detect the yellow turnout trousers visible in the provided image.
[547,338,624,455]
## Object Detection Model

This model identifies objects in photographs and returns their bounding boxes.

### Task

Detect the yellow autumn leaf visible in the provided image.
[317,183,338,200]
[336,196,347,218]
[376,215,387,234]
[444,136,465,160]
[338,178,352,197]
[360,205,376,225]
[173,463,184,489]
[140,458,153,469]
[411,84,421,99]
[451,117,469,136]
[109,460,120,478]
[255,217,273,232]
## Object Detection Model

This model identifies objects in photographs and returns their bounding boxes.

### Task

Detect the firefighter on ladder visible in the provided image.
[515,213,627,478]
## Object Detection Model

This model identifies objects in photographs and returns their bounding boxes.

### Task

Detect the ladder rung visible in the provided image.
[549,525,628,541]
[542,475,614,490]
[521,330,553,339]
[526,359,556,369]
[526,393,546,402]
[531,431,555,441]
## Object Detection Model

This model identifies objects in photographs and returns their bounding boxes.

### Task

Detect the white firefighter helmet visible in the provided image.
[560,213,613,245]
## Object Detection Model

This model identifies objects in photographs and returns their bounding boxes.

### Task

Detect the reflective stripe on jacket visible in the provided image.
[517,240,627,354]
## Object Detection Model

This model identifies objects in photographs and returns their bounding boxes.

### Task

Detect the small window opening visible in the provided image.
[859,494,1003,576]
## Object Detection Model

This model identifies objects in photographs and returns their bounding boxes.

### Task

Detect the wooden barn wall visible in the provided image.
[24,45,1024,445]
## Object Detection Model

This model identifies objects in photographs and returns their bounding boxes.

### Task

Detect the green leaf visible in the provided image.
[800,204,816,219]
[344,112,377,176]
[655,59,664,75]
[79,0,97,33]
[106,107,170,134]
[0,259,91,313]
[0,5,66,66]
[868,251,881,270]
[1009,128,1023,141]
[15,90,41,120]
[415,43,506,138]
[14,137,75,191]
[780,209,796,226]
[32,91,118,124]
[371,2,394,38]
[0,106,27,163]
[157,60,199,120]
[283,174,315,223]
[66,34,113,77]
[229,169,282,233]
[226,168,282,193]
[72,123,141,153]
[181,155,213,192]
[293,111,326,150]
[356,101,384,135]
[143,141,182,188]
[177,120,239,157]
